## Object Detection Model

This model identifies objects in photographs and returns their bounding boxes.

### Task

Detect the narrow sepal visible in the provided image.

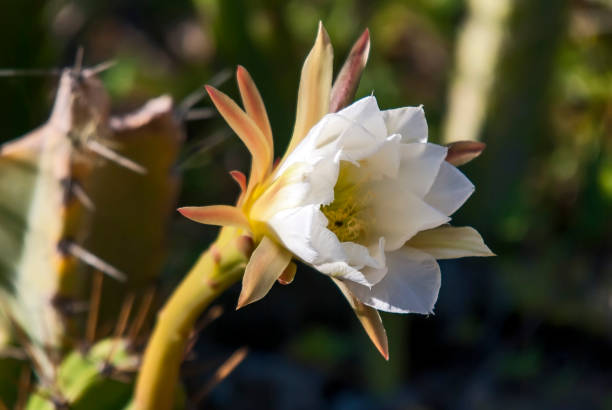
[229,170,247,193]
[332,278,389,360]
[330,28,370,113]
[236,66,274,154]
[445,141,486,166]
[237,236,292,309]
[205,85,271,185]
[178,205,250,230]
[229,170,247,204]
[286,22,333,156]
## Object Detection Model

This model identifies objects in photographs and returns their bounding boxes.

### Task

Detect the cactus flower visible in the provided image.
[179,23,492,359]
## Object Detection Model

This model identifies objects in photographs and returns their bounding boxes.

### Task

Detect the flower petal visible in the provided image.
[332,278,389,360]
[316,238,387,287]
[382,106,428,143]
[236,66,274,153]
[344,247,441,314]
[397,142,448,197]
[286,22,333,155]
[178,205,250,230]
[266,205,337,264]
[278,97,386,176]
[424,161,475,216]
[253,150,340,226]
[237,236,292,309]
[361,134,402,180]
[407,225,494,259]
[369,179,450,251]
[330,28,370,113]
[333,96,386,142]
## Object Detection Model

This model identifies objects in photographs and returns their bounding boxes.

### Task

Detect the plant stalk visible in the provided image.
[133,227,251,409]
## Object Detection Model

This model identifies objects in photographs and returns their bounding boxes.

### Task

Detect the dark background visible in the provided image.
[1,0,611,409]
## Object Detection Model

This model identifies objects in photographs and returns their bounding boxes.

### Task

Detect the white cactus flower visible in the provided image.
[179,23,493,359]
[251,95,492,315]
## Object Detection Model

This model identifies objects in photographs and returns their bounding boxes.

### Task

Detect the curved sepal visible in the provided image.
[330,28,370,113]
[229,170,247,205]
[178,205,250,230]
[237,236,292,309]
[332,278,389,360]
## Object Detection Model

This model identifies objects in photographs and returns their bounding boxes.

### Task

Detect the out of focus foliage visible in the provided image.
[1,0,611,409]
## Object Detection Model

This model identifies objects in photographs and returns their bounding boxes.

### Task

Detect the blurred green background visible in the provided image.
[1,0,611,409]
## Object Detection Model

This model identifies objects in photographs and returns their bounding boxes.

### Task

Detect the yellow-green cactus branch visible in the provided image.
[133,227,252,410]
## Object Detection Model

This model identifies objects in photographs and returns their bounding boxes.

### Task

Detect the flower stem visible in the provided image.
[133,227,251,409]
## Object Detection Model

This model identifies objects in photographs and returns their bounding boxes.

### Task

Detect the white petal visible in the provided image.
[398,142,448,197]
[266,205,332,263]
[276,116,331,176]
[382,106,428,143]
[360,237,388,285]
[327,115,386,163]
[301,155,338,206]
[341,241,382,270]
[424,161,475,216]
[334,96,386,139]
[254,154,340,222]
[369,179,450,251]
[315,238,387,287]
[344,247,441,314]
[317,261,372,287]
[340,238,387,286]
[407,225,494,259]
[276,100,387,181]
[360,134,402,180]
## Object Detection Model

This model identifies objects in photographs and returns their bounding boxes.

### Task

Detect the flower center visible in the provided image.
[320,162,371,243]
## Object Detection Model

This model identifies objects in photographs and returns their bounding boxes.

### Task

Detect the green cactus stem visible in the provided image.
[133,227,252,410]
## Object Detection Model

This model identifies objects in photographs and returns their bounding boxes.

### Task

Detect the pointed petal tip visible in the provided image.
[236,65,247,83]
[482,247,497,257]
[177,206,201,219]
[235,288,257,310]
[235,286,254,310]
[204,84,219,98]
[235,298,247,310]
[357,27,371,50]
[316,21,331,45]
[374,329,389,361]
[177,206,203,222]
